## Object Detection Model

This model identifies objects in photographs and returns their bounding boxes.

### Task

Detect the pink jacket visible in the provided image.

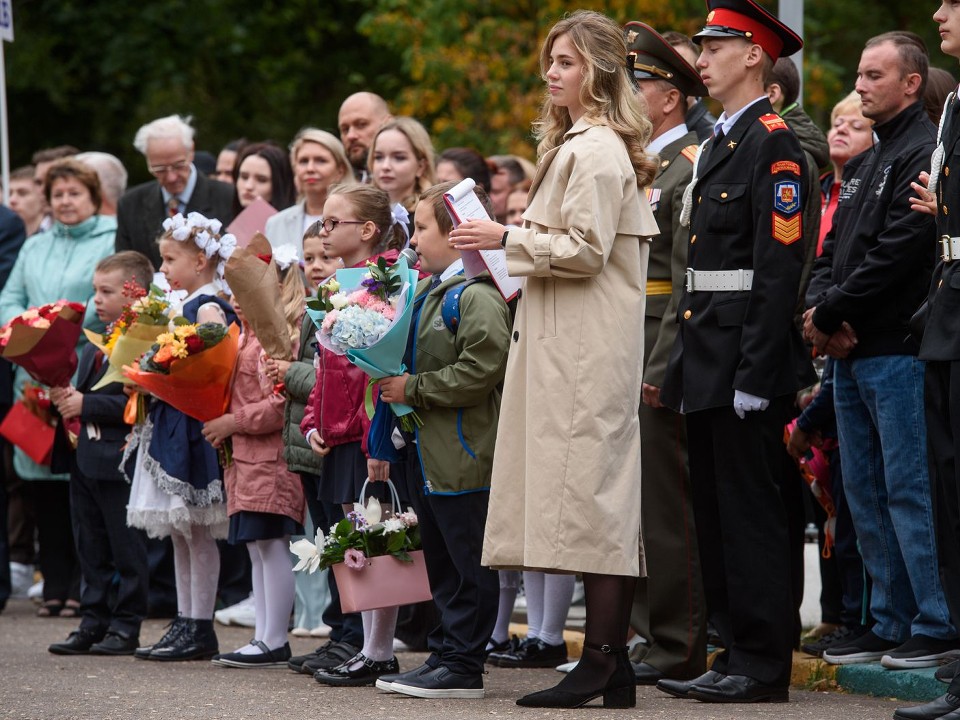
[225,330,305,523]
[299,250,399,455]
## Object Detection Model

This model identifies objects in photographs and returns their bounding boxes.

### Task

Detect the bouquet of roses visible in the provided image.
[84,283,172,391]
[0,300,86,387]
[290,493,421,574]
[306,255,420,428]
[123,321,240,422]
[0,383,58,465]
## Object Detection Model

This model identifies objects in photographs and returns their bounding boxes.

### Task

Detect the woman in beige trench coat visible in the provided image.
[450,10,658,710]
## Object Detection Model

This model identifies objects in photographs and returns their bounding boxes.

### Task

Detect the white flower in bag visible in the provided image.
[352,495,382,527]
[289,526,326,574]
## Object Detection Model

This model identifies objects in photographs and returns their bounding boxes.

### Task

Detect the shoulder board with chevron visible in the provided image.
[759,113,789,132]
[680,145,699,163]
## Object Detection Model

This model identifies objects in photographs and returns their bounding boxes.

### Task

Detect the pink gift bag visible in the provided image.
[332,550,433,613]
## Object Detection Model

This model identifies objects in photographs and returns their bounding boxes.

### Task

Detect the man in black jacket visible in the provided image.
[805,31,959,670]
[115,115,234,270]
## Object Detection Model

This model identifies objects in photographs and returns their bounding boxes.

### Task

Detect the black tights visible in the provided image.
[556,572,636,693]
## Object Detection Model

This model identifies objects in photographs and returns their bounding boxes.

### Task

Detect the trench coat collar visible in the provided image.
[526,117,604,204]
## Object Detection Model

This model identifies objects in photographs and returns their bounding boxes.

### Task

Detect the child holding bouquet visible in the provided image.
[299,184,407,686]
[125,212,237,662]
[375,182,511,699]
[202,253,306,668]
[47,251,154,656]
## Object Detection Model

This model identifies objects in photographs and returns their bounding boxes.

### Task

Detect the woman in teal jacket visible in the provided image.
[0,159,116,616]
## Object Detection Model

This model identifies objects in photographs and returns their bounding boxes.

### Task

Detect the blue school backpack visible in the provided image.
[440,278,517,333]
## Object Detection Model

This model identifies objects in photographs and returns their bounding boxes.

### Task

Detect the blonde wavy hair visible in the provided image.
[279,263,306,349]
[533,10,657,188]
[367,117,437,211]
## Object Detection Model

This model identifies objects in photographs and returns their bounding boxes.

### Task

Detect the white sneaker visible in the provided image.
[9,563,33,598]
[27,580,43,601]
[214,595,256,627]
[290,627,311,638]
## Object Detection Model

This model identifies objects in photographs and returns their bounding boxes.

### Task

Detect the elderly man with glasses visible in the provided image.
[115,114,234,269]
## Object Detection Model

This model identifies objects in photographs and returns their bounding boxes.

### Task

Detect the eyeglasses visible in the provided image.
[313,218,366,233]
[148,159,191,176]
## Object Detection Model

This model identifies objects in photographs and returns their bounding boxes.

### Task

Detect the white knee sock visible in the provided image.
[490,571,521,646]
[171,532,193,618]
[257,537,295,650]
[187,525,220,620]
[234,542,266,655]
[539,573,575,646]
[523,571,546,639]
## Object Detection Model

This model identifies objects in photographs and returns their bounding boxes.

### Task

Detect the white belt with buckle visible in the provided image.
[941,236,960,263]
[685,268,754,293]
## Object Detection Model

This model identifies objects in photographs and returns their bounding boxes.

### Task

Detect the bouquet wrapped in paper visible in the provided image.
[123,322,240,422]
[223,232,296,362]
[306,255,420,428]
[0,300,86,387]
[84,283,172,391]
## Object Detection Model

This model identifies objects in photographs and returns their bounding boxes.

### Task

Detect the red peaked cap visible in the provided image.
[693,0,802,61]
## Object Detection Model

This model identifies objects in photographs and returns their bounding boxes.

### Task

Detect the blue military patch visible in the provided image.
[773,180,800,215]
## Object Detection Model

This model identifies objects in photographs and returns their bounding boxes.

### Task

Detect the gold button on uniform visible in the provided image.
[690,234,697,244]
[683,310,692,320]
[945,205,950,215]
[720,192,728,199]
[946,166,951,176]
[661,160,670,168]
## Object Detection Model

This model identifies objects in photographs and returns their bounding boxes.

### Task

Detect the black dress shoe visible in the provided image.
[632,661,666,685]
[893,693,960,720]
[89,630,139,656]
[147,619,219,661]
[135,617,187,660]
[657,669,724,698]
[48,628,104,656]
[498,637,568,668]
[314,653,400,686]
[688,674,788,703]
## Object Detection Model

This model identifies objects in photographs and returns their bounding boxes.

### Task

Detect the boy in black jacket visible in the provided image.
[48,251,154,655]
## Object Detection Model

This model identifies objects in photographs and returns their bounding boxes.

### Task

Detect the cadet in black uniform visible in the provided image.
[659,0,813,704]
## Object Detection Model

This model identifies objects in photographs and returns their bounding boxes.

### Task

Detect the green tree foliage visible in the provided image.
[5,0,956,177]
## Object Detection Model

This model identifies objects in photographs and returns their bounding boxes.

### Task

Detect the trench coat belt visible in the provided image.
[941,235,960,263]
[685,268,754,293]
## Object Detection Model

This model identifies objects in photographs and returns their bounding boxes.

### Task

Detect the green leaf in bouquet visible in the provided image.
[172,315,192,326]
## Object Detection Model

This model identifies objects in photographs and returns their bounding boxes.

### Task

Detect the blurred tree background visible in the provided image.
[5,0,953,183]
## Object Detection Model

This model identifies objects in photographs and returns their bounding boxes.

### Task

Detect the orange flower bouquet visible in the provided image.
[0,300,86,387]
[123,322,240,422]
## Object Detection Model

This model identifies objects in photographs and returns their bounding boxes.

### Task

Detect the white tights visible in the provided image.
[170,525,220,620]
[234,536,296,654]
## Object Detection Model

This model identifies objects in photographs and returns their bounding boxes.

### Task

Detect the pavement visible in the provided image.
[0,597,916,720]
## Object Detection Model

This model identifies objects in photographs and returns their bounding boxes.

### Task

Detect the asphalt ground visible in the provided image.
[0,598,907,720]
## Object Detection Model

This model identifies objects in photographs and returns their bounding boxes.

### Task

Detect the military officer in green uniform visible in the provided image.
[623,20,707,687]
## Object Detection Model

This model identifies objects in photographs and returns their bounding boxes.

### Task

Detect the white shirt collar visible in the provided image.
[648,123,690,155]
[439,258,464,283]
[715,96,767,137]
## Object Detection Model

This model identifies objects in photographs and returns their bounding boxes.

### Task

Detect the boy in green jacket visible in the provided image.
[376,182,512,699]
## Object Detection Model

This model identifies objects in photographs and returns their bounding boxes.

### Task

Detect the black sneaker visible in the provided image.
[822,630,899,665]
[49,628,104,656]
[497,637,568,668]
[375,662,436,692]
[881,635,960,669]
[937,659,960,683]
[389,665,484,699]
[801,625,869,657]
[300,640,361,674]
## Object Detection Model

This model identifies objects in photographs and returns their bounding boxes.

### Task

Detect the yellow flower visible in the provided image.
[169,338,189,359]
[173,324,197,339]
[155,332,175,346]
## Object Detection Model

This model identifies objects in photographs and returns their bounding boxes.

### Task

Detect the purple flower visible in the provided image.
[344,548,367,570]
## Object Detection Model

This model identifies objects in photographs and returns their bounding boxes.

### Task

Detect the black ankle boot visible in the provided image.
[516,642,636,709]
[146,618,219,661]
[135,616,187,660]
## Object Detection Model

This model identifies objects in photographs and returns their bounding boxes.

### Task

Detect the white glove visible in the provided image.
[733,390,769,419]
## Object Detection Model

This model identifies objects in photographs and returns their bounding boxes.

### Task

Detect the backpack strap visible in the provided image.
[440,277,488,334]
